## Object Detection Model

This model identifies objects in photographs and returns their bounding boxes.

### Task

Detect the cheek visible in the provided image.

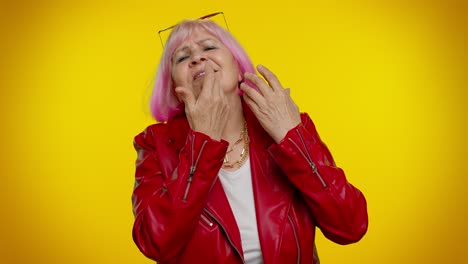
[171,68,185,87]
[231,61,242,83]
[227,56,241,81]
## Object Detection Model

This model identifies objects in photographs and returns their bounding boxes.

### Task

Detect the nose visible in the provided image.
[190,53,207,66]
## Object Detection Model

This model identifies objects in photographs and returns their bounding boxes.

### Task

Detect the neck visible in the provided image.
[221,94,245,143]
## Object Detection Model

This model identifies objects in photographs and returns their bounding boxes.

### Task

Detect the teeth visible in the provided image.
[195,71,205,79]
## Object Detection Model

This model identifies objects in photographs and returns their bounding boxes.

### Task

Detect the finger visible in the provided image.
[244,72,272,97]
[242,88,261,114]
[199,62,215,99]
[257,64,283,91]
[175,86,195,111]
[213,65,223,98]
[240,82,264,108]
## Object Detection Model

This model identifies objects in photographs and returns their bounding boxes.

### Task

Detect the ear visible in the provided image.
[235,60,243,82]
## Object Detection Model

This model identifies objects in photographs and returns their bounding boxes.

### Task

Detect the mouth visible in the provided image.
[193,71,205,80]
[193,68,219,81]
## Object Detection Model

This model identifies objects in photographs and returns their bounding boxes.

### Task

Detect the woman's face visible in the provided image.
[171,28,241,99]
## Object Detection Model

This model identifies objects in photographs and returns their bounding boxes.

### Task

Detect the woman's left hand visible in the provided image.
[241,64,301,143]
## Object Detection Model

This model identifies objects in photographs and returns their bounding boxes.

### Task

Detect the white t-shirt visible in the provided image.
[218,157,263,264]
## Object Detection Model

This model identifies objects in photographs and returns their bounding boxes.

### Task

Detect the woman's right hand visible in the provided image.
[174,62,229,141]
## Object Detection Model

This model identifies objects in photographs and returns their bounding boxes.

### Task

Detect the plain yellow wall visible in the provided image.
[1,0,467,263]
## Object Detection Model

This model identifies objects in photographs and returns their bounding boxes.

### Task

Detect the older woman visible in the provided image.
[132,16,368,264]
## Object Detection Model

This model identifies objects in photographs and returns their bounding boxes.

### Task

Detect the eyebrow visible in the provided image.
[173,38,217,55]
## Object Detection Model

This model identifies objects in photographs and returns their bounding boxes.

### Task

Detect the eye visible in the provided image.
[204,46,217,51]
[176,55,189,64]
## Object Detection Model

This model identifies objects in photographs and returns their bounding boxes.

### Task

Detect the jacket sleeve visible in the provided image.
[267,113,368,244]
[132,126,228,262]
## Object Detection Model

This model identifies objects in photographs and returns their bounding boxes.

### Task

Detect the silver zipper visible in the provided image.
[182,135,208,201]
[313,244,320,264]
[203,208,245,264]
[287,129,328,188]
[200,213,214,227]
[288,215,301,264]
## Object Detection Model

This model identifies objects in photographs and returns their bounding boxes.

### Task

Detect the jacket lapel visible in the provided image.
[205,180,244,257]
[244,102,295,264]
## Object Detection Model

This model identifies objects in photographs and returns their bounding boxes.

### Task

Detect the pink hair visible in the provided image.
[149,19,256,122]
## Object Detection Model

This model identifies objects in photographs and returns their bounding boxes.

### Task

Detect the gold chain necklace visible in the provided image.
[223,121,249,169]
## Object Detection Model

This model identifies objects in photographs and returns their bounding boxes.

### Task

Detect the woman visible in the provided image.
[132,17,368,264]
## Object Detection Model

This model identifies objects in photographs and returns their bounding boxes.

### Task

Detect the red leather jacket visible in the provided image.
[132,106,368,264]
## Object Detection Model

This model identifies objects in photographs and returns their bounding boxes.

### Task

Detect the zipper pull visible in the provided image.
[310,161,327,188]
[189,166,195,179]
[182,166,196,201]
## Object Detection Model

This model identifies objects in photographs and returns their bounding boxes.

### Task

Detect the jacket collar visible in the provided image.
[160,100,274,150]
[161,113,191,152]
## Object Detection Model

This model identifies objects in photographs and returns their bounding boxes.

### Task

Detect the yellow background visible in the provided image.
[1,0,467,263]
